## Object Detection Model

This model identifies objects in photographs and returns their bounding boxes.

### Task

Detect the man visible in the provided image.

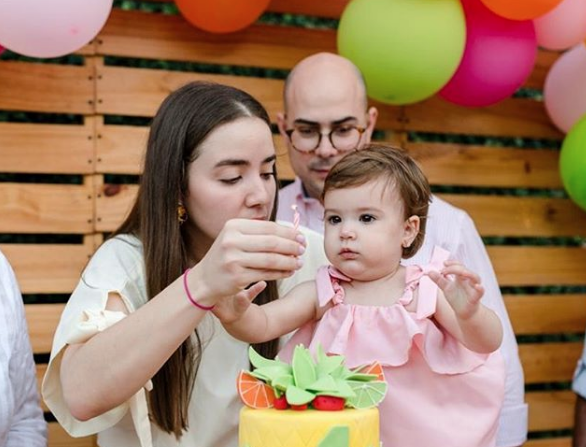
[0,249,47,446]
[573,341,586,447]
[277,52,528,447]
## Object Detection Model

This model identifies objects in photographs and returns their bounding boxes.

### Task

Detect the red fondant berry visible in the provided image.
[312,396,345,411]
[273,395,289,410]
[290,404,308,411]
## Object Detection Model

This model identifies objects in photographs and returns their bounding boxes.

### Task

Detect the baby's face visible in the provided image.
[323,179,416,282]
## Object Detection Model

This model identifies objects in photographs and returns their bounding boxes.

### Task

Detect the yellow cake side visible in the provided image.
[239,407,379,447]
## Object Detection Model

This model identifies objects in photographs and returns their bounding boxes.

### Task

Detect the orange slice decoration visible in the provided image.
[237,370,276,409]
[356,361,385,382]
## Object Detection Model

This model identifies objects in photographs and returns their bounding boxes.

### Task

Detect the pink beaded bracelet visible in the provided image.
[183,268,215,311]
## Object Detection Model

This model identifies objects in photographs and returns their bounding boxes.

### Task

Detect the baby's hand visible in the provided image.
[212,281,266,324]
[427,260,484,320]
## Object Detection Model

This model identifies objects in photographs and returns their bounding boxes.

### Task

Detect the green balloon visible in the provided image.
[337,0,466,105]
[560,114,586,212]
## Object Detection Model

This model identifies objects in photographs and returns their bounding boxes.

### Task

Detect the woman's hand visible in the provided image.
[189,219,305,305]
[428,260,484,320]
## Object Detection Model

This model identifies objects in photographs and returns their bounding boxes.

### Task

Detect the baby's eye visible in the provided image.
[326,215,341,225]
[261,171,275,181]
[359,214,376,223]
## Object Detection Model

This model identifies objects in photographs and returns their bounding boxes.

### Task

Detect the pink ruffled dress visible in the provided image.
[279,247,506,447]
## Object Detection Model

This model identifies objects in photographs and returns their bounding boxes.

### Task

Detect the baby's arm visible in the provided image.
[213,280,318,343]
[428,260,503,353]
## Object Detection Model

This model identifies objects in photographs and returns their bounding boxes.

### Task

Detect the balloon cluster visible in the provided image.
[338,0,586,211]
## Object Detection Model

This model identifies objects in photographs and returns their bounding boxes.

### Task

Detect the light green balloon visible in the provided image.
[337,0,466,105]
[560,114,586,212]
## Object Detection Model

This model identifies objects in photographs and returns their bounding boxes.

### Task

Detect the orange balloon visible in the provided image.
[175,0,271,33]
[480,0,564,20]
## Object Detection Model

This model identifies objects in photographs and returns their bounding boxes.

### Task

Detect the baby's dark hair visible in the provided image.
[322,144,431,258]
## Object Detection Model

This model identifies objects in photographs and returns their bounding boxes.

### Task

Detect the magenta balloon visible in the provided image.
[544,44,586,133]
[439,0,537,107]
[534,0,586,51]
[0,0,113,58]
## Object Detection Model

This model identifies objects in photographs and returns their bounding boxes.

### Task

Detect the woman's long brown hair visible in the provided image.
[114,81,280,438]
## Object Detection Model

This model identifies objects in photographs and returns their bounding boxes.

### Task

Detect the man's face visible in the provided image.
[278,82,377,201]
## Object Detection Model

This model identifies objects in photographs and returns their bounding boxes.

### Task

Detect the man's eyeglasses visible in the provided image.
[285,125,367,153]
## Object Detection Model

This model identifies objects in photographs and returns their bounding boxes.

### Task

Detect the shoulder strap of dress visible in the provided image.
[315,265,350,307]
[416,246,451,319]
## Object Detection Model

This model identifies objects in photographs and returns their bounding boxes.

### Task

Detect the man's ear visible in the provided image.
[276,112,288,138]
[364,106,379,144]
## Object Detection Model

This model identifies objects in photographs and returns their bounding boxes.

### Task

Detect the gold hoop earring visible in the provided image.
[177,203,188,225]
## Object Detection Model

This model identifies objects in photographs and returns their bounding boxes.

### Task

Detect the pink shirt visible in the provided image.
[278,178,528,447]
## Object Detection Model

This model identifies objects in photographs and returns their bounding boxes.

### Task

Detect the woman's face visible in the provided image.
[185,117,277,253]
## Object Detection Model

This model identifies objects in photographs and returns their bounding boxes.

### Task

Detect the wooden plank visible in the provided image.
[49,422,96,447]
[526,50,560,91]
[0,183,93,234]
[36,364,48,412]
[524,438,571,447]
[95,66,403,130]
[96,123,147,174]
[95,183,137,232]
[97,124,294,178]
[96,65,281,118]
[519,342,583,384]
[26,304,64,354]
[98,9,335,69]
[403,96,563,139]
[0,61,94,114]
[527,390,575,431]
[0,122,95,174]
[505,294,586,335]
[488,246,586,287]
[437,194,586,238]
[0,243,93,294]
[405,142,562,188]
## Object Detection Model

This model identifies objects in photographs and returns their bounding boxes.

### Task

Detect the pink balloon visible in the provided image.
[0,0,113,58]
[544,44,586,133]
[440,0,537,107]
[534,0,586,51]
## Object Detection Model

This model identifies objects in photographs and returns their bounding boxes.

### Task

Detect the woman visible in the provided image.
[42,81,327,447]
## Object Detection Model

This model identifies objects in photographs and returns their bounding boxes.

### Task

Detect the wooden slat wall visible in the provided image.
[0,3,582,447]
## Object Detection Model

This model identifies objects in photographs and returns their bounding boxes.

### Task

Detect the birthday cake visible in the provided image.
[237,345,387,447]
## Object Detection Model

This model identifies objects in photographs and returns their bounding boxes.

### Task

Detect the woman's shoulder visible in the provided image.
[82,234,144,289]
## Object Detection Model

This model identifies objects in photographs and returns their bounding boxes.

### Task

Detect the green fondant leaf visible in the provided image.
[249,365,291,383]
[249,347,291,371]
[292,345,317,389]
[272,374,294,391]
[285,384,316,405]
[346,372,378,382]
[318,426,349,447]
[306,375,337,393]
[346,380,388,409]
[316,353,344,377]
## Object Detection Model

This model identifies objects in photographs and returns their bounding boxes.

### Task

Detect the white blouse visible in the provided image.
[42,226,328,447]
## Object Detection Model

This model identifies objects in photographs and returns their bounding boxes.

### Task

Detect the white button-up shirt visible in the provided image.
[0,250,47,447]
[278,178,528,447]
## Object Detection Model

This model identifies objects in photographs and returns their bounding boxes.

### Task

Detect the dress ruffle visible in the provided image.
[280,246,489,375]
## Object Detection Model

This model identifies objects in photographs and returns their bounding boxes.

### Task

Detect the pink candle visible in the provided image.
[291,204,300,232]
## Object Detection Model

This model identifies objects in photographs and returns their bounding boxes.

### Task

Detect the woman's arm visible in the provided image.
[429,261,503,353]
[59,219,305,421]
[216,281,318,343]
